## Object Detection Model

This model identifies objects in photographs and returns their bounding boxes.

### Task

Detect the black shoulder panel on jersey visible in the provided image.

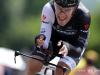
[49,0,55,13]
[75,8,91,28]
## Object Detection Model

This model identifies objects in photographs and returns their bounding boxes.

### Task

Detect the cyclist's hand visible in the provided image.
[58,45,68,57]
[35,34,46,47]
[36,37,45,47]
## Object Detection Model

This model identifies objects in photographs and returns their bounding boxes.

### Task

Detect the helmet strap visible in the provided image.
[72,5,78,16]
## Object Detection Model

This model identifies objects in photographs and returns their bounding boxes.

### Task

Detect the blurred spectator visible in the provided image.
[0,47,26,75]
[0,65,5,75]
[69,50,100,75]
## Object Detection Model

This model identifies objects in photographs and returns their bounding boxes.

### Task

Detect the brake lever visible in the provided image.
[14,51,20,64]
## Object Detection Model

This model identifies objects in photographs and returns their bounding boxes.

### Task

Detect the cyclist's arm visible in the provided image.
[65,11,91,57]
[40,3,55,49]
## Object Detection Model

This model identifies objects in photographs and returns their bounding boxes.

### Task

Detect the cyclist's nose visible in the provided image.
[39,38,43,41]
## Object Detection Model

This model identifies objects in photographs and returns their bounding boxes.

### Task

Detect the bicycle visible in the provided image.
[14,51,68,75]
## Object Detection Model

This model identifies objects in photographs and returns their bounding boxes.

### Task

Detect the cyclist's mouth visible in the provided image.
[58,12,67,21]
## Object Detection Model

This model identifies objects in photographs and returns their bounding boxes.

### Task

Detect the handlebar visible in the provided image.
[14,51,63,70]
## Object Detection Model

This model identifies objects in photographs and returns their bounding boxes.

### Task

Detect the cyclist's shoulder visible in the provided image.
[42,2,53,11]
[78,2,90,13]
[76,2,90,18]
[42,2,55,23]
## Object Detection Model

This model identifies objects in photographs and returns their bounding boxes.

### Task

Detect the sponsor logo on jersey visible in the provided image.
[41,28,46,33]
[41,14,49,24]
[57,29,77,35]
[83,24,89,31]
[41,14,46,21]
[53,25,77,35]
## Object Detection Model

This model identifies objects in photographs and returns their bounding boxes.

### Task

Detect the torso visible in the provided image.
[49,1,90,56]
[50,2,87,41]
[41,1,90,58]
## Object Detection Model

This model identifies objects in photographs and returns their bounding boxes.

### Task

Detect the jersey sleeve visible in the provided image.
[77,12,91,50]
[40,3,55,49]
[67,9,91,59]
[77,10,91,59]
[76,2,91,49]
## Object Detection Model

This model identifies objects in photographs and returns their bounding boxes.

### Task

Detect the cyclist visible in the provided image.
[25,0,91,75]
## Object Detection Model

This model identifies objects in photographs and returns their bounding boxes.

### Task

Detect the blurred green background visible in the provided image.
[0,0,100,67]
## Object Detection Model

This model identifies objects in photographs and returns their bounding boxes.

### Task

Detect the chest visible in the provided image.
[52,23,79,36]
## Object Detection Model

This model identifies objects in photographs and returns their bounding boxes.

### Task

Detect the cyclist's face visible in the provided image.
[54,2,75,26]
